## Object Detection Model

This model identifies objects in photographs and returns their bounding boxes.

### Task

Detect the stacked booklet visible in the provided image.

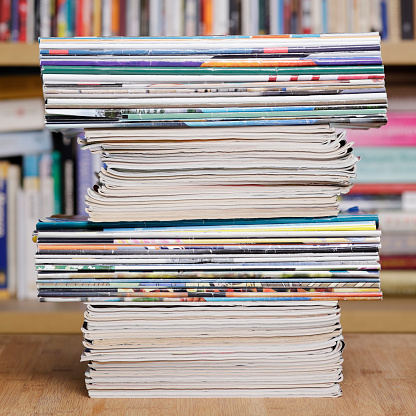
[80,125,356,221]
[82,302,344,398]
[36,33,386,398]
[39,33,387,130]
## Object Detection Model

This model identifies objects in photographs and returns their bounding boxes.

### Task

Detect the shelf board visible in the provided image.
[0,297,415,334]
[1,41,416,66]
[381,41,416,65]
[0,42,40,66]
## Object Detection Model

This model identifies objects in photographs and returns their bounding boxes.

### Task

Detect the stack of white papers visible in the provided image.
[82,302,344,398]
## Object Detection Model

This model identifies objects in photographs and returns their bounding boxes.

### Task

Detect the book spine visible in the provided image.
[140,0,149,35]
[111,0,119,35]
[201,0,213,36]
[380,0,388,39]
[26,0,35,41]
[119,0,126,36]
[76,135,92,216]
[350,183,416,195]
[388,0,401,41]
[23,154,40,299]
[18,0,27,42]
[126,0,139,36]
[400,0,414,39]
[92,0,101,36]
[380,255,416,269]
[213,0,228,35]
[149,0,162,36]
[16,189,26,300]
[54,134,76,216]
[370,0,382,35]
[310,0,322,34]
[321,0,327,32]
[39,152,54,219]
[0,163,8,296]
[165,0,183,36]
[301,0,311,34]
[101,0,111,36]
[0,0,12,40]
[56,0,67,37]
[67,0,74,36]
[290,0,299,33]
[50,0,56,36]
[82,0,92,36]
[6,164,20,297]
[51,150,62,215]
[269,0,278,34]
[10,0,19,41]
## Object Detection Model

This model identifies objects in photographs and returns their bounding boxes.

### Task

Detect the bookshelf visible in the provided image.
[1,296,415,334]
[1,41,416,67]
[0,40,416,66]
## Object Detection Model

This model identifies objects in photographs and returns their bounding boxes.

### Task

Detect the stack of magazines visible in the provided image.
[81,302,344,398]
[39,33,387,130]
[34,215,381,302]
[80,125,355,221]
[36,33,386,398]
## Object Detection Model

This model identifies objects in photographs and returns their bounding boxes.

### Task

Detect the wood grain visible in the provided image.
[0,334,415,415]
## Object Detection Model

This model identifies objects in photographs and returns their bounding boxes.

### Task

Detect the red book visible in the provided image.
[0,0,12,40]
[18,0,27,42]
[381,255,416,270]
[349,184,416,195]
[283,0,291,34]
[75,0,83,36]
[119,0,126,36]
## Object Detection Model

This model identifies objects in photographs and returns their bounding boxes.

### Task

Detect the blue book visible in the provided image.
[0,163,8,293]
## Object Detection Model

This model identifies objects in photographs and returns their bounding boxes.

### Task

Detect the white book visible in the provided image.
[311,0,323,34]
[269,0,283,34]
[126,0,141,36]
[185,0,198,36]
[40,0,51,37]
[370,0,382,34]
[23,156,41,299]
[39,153,54,219]
[165,0,183,36]
[149,0,164,36]
[213,0,229,35]
[101,0,112,37]
[0,98,44,133]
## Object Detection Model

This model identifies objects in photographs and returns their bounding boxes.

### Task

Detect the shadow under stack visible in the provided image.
[35,33,386,397]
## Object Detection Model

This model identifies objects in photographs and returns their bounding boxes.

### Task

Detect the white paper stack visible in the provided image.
[82,302,344,398]
[81,124,357,221]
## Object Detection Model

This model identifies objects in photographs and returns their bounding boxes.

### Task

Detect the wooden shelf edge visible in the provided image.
[1,41,416,66]
[381,41,416,65]
[0,42,40,66]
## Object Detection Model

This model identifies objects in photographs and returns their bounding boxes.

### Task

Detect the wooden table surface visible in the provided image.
[1,334,415,416]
